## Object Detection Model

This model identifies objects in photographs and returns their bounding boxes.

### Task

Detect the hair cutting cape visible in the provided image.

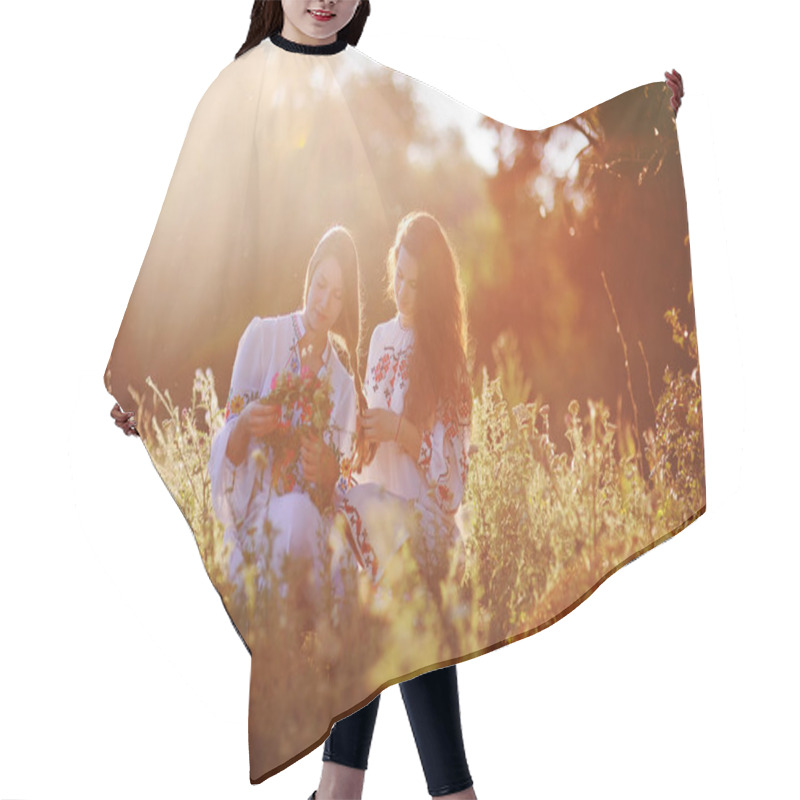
[105,33,706,783]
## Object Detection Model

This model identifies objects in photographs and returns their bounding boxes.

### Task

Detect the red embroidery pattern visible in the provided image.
[371,345,411,407]
[340,496,379,582]
[415,392,474,516]
[418,430,433,470]
[372,353,392,388]
[437,483,454,508]
[397,357,409,391]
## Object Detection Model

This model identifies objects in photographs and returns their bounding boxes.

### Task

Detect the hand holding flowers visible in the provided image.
[251,367,340,511]
[242,401,281,438]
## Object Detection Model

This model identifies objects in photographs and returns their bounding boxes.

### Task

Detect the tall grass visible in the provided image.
[129,286,704,772]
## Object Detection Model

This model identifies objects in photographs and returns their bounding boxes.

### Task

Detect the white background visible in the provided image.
[1,1,796,798]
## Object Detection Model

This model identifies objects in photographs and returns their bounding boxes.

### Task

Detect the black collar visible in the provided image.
[269,31,348,56]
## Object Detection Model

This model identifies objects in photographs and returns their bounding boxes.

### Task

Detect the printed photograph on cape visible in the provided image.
[105,35,705,782]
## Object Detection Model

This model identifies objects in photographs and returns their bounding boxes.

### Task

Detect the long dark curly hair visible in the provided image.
[236,1,371,59]
[386,212,472,429]
[302,225,370,469]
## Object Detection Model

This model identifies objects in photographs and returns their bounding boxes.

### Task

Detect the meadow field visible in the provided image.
[128,283,704,765]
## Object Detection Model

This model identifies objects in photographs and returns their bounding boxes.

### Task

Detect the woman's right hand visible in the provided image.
[241,401,281,438]
[226,401,281,467]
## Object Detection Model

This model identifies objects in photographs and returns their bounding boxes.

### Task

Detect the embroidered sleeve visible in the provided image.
[225,389,259,423]
[368,324,411,408]
[328,375,359,502]
[222,317,265,424]
[416,390,472,516]
[208,317,265,530]
[367,325,386,395]
[418,430,434,470]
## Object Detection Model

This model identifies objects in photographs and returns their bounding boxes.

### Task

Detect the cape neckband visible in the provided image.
[269,31,348,56]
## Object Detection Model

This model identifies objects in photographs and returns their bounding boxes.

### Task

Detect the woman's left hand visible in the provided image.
[111,403,139,436]
[360,408,400,444]
[300,433,337,486]
[665,68,683,115]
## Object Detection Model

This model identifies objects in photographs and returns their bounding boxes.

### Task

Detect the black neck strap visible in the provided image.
[269,31,348,56]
